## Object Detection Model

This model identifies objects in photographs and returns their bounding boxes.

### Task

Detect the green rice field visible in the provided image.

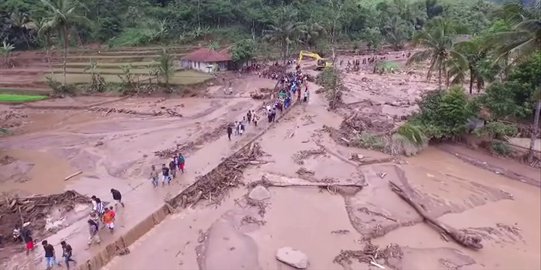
[0,94,48,103]
[44,70,212,85]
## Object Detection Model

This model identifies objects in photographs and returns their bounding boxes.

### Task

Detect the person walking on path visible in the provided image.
[102,208,115,233]
[61,241,76,270]
[42,240,61,269]
[87,219,100,246]
[110,188,124,207]
[178,153,185,174]
[161,164,171,186]
[247,110,252,124]
[227,125,233,141]
[169,158,177,179]
[91,196,105,218]
[150,165,159,188]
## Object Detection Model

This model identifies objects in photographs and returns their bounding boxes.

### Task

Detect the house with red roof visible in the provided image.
[181,47,232,73]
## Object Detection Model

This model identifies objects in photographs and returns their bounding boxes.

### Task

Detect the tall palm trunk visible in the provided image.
[469,67,474,94]
[437,65,442,89]
[528,100,541,163]
[62,25,69,86]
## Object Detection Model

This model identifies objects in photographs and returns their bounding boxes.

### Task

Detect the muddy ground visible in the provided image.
[1,53,540,270]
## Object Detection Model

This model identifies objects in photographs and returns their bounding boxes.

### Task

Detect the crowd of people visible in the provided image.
[148,153,186,188]
[21,61,313,270]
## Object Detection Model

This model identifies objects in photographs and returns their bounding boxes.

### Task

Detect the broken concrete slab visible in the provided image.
[248,185,271,201]
[276,246,309,269]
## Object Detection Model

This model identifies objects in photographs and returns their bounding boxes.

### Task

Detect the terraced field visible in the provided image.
[0,46,211,93]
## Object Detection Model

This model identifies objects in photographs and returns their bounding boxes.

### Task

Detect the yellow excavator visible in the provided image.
[298,50,333,70]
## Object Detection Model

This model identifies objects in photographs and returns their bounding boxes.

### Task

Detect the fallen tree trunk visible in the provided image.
[389,180,483,250]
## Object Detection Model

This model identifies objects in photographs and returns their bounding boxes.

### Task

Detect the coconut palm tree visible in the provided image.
[490,19,541,163]
[407,18,465,88]
[39,0,89,86]
[263,7,305,64]
[448,39,495,94]
[491,19,541,64]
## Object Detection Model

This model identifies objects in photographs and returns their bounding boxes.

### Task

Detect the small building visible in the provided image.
[180,48,232,73]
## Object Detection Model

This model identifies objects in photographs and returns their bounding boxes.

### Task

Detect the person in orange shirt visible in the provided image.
[102,208,115,233]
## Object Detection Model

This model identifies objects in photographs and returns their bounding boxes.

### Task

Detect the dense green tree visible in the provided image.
[263,7,305,63]
[231,39,256,67]
[39,0,89,86]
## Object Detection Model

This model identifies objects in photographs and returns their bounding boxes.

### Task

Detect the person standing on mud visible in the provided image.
[150,165,159,188]
[60,241,76,270]
[42,240,60,269]
[169,158,177,179]
[87,219,100,246]
[161,164,171,186]
[177,153,185,174]
[110,188,124,207]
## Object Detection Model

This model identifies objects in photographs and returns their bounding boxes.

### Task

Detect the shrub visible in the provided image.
[45,76,75,96]
[474,121,518,140]
[356,132,386,150]
[397,123,427,145]
[490,141,511,156]
[415,86,475,139]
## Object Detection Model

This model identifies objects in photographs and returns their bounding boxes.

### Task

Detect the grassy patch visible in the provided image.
[0,94,48,103]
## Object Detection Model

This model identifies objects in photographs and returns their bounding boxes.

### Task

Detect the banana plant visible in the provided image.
[0,41,15,68]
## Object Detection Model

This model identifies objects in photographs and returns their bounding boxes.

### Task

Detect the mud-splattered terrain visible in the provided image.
[2,55,540,270]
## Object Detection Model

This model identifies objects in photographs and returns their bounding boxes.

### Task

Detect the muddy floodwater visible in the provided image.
[2,57,540,270]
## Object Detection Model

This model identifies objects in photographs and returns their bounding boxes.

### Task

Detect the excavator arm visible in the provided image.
[298,50,333,70]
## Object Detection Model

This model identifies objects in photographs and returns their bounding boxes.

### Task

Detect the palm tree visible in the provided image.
[449,39,491,94]
[39,0,89,86]
[407,18,464,88]
[491,19,541,163]
[491,19,541,64]
[263,7,305,64]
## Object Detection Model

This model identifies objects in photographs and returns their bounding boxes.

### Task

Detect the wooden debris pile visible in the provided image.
[341,111,395,136]
[88,107,183,117]
[168,142,265,208]
[250,88,274,100]
[334,242,403,268]
[0,190,91,242]
[292,148,326,165]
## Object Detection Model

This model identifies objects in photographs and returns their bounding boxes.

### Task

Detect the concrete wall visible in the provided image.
[180,60,229,73]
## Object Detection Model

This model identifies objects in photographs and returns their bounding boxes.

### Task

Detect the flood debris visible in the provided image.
[0,190,91,245]
[292,148,326,165]
[168,142,264,208]
[333,242,403,269]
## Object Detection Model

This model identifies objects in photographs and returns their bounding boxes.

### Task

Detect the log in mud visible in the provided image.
[390,167,483,250]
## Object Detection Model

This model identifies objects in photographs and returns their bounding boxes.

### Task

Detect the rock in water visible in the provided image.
[248,185,271,201]
[276,247,308,269]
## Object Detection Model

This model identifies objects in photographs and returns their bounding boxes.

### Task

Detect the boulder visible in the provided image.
[248,185,270,201]
[276,247,308,269]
